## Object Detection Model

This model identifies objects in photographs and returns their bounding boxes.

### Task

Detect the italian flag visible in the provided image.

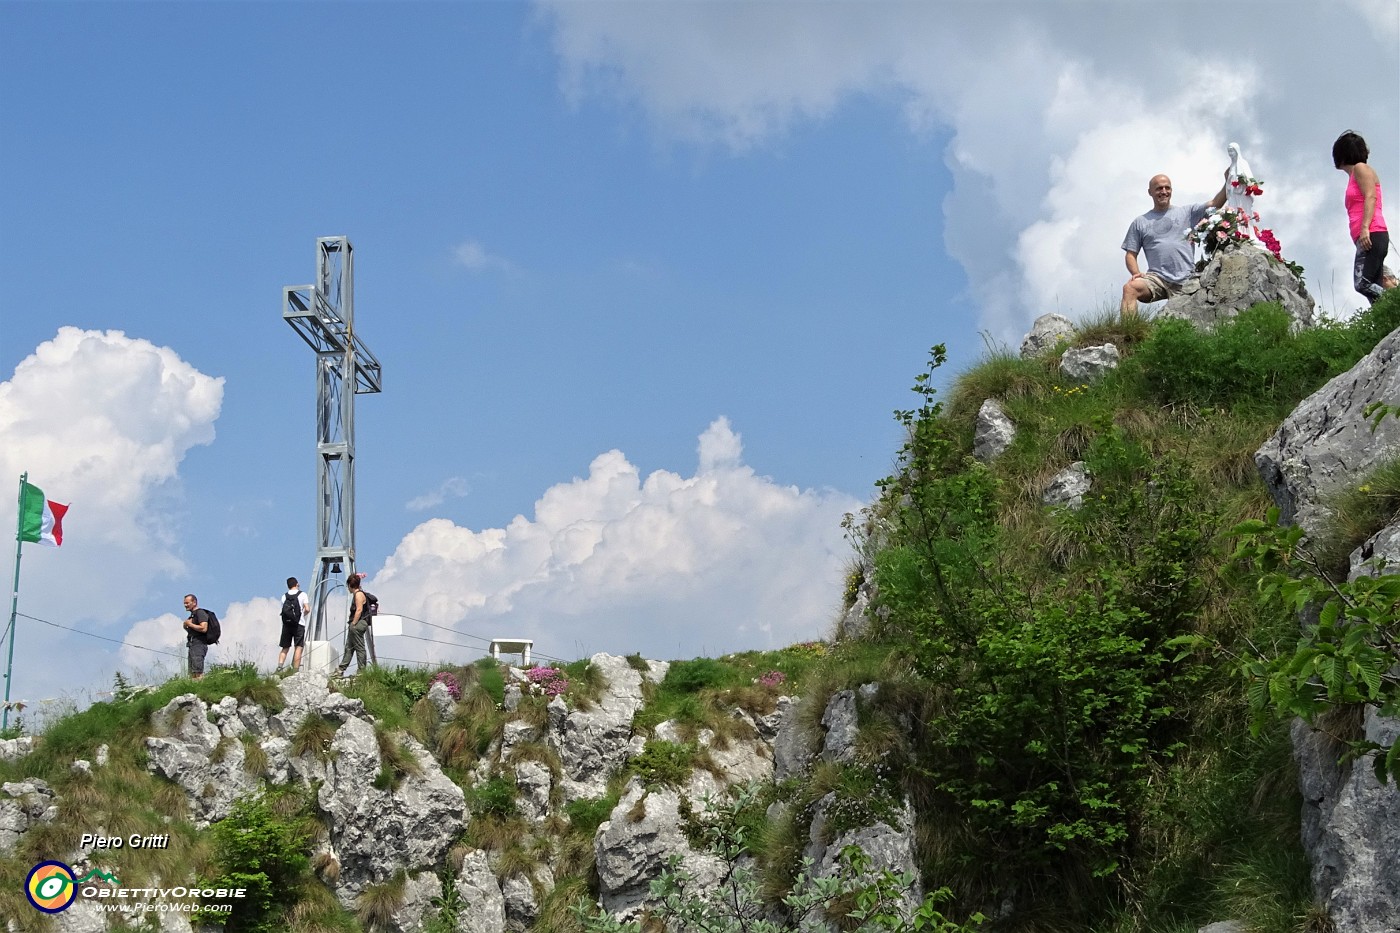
[19,481,68,547]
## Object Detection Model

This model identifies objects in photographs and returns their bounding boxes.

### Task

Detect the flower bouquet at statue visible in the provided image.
[1187,206,1257,256]
[1257,227,1307,283]
[1229,174,1264,197]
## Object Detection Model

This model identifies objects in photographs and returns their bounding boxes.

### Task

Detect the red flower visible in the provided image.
[1258,228,1284,260]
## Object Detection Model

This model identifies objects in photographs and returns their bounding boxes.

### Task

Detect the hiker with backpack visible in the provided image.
[277,577,310,671]
[182,593,220,681]
[335,573,376,679]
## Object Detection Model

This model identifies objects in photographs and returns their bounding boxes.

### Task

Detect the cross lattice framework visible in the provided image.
[283,237,382,647]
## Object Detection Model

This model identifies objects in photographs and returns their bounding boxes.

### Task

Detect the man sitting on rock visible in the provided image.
[1121,173,1226,317]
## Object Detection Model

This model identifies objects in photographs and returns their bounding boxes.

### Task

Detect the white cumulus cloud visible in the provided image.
[0,328,224,620]
[365,417,862,663]
[535,0,1399,337]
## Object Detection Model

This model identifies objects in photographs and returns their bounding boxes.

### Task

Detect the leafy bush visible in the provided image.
[662,658,737,694]
[200,789,315,932]
[1129,297,1400,414]
[470,775,520,818]
[564,794,619,836]
[1224,509,1400,782]
[868,347,1231,918]
[628,740,696,789]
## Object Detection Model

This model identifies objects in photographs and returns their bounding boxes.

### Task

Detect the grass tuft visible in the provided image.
[356,869,407,931]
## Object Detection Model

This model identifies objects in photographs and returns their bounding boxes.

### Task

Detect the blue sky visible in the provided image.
[2,0,1397,721]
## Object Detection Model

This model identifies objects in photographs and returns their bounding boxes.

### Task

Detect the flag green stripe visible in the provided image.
[18,481,45,544]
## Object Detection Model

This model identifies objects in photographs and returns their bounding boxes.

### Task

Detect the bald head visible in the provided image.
[1148,175,1173,210]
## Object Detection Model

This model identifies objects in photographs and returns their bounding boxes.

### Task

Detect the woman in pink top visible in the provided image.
[1333,130,1397,304]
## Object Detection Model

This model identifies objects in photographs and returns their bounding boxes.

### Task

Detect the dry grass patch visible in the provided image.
[1072,305,1153,352]
[947,352,1056,429]
[292,712,339,762]
[241,733,269,777]
[464,810,530,854]
[356,869,406,931]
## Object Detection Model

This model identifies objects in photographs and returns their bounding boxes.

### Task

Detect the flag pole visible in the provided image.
[4,472,27,733]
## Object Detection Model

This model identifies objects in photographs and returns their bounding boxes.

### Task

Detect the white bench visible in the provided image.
[489,638,533,667]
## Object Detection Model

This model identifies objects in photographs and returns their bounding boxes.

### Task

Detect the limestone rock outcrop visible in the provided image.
[456,849,507,933]
[318,718,464,901]
[1163,245,1314,330]
[973,399,1016,462]
[594,778,729,918]
[144,694,261,826]
[8,653,924,932]
[1020,312,1075,358]
[547,653,656,804]
[142,673,465,924]
[1256,324,1400,932]
[1042,461,1091,509]
[1255,325,1400,533]
[0,778,57,856]
[1060,343,1120,383]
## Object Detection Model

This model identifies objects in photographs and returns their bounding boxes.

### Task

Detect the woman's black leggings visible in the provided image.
[1354,230,1391,303]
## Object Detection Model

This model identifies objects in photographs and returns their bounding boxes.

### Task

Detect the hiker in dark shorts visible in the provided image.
[277,577,310,671]
[183,593,211,680]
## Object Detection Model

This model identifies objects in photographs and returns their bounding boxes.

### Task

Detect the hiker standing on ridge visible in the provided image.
[183,593,212,681]
[1120,172,1227,317]
[335,573,369,679]
[1333,130,1399,304]
[277,576,309,671]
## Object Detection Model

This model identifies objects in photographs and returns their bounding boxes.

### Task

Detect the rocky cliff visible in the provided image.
[1255,324,1400,933]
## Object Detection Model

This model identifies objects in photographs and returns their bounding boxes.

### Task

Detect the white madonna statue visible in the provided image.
[1225,142,1258,238]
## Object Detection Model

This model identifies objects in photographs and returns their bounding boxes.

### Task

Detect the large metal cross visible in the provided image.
[283,237,382,659]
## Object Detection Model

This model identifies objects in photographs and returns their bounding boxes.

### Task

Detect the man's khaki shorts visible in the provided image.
[1138,272,1182,302]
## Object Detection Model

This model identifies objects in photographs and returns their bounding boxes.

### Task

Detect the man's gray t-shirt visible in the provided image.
[1121,203,1210,285]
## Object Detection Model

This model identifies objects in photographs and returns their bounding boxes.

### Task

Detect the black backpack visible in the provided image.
[362,591,378,621]
[281,592,302,625]
[199,609,221,645]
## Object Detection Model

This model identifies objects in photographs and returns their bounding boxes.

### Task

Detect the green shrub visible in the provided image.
[475,658,506,706]
[663,658,738,694]
[200,789,315,932]
[469,775,519,818]
[628,740,695,789]
[866,348,1236,920]
[1128,297,1400,416]
[564,794,619,836]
